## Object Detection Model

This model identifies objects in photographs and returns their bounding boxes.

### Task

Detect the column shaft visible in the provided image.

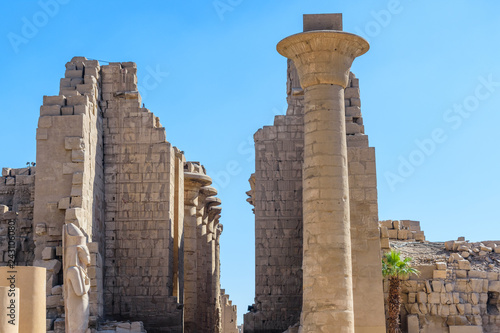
[301,84,354,332]
[184,201,198,333]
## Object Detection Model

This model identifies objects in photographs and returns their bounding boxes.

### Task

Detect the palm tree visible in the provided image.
[382,250,419,333]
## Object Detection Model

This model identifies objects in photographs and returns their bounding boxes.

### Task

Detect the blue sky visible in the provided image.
[1,0,499,325]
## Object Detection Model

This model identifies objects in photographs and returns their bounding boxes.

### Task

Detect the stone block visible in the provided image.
[397,229,409,240]
[65,137,85,150]
[34,259,61,274]
[51,285,62,295]
[469,271,487,279]
[480,245,492,252]
[344,87,360,99]
[414,231,425,241]
[428,292,440,304]
[58,197,70,210]
[433,270,447,279]
[65,207,84,224]
[43,95,66,106]
[65,69,83,78]
[35,223,46,235]
[351,97,361,106]
[88,242,99,253]
[445,241,455,251]
[42,247,56,260]
[74,104,88,115]
[5,177,15,185]
[72,149,85,162]
[417,291,427,303]
[54,318,65,332]
[345,106,361,117]
[36,128,48,140]
[346,122,363,134]
[46,295,64,308]
[61,106,74,115]
[489,281,500,292]
[453,241,467,251]
[62,162,84,174]
[130,322,143,332]
[380,237,390,249]
[1,168,11,177]
[457,260,471,270]
[436,262,447,270]
[72,172,83,185]
[407,315,419,333]
[449,253,463,262]
[303,13,343,31]
[346,135,368,147]
[67,94,89,106]
[431,280,443,292]
[40,105,61,116]
[387,229,398,239]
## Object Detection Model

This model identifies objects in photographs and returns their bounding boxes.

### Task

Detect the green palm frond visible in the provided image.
[382,249,420,278]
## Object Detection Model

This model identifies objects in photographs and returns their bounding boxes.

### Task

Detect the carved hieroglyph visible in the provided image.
[63,223,91,333]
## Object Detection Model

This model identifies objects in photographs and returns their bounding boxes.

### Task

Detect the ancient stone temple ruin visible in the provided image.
[1,12,499,333]
[0,56,237,333]
[244,13,500,333]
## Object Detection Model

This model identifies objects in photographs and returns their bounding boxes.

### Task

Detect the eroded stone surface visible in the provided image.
[0,56,236,333]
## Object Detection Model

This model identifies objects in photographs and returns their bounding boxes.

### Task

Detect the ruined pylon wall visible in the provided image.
[32,56,106,328]
[221,289,239,333]
[245,58,386,332]
[244,61,304,333]
[0,56,236,333]
[100,62,183,331]
[0,167,36,267]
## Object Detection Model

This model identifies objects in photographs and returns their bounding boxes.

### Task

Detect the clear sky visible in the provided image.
[1,0,499,325]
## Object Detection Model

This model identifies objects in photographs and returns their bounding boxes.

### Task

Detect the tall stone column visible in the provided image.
[277,29,369,332]
[206,196,221,333]
[183,170,212,333]
[198,186,217,332]
[207,201,221,333]
[214,222,223,333]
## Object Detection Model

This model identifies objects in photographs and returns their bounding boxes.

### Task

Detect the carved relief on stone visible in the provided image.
[63,223,91,333]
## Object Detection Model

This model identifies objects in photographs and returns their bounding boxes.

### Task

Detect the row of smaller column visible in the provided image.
[184,162,223,333]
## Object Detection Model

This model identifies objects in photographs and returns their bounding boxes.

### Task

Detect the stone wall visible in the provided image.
[221,289,239,333]
[0,167,36,267]
[244,59,304,333]
[0,56,236,333]
[386,237,500,332]
[100,61,183,331]
[32,56,106,330]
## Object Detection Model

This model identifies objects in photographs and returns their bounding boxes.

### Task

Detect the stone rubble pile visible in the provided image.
[445,237,500,269]
[379,220,426,249]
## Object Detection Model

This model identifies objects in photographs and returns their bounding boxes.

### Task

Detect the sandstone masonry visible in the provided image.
[0,57,237,333]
